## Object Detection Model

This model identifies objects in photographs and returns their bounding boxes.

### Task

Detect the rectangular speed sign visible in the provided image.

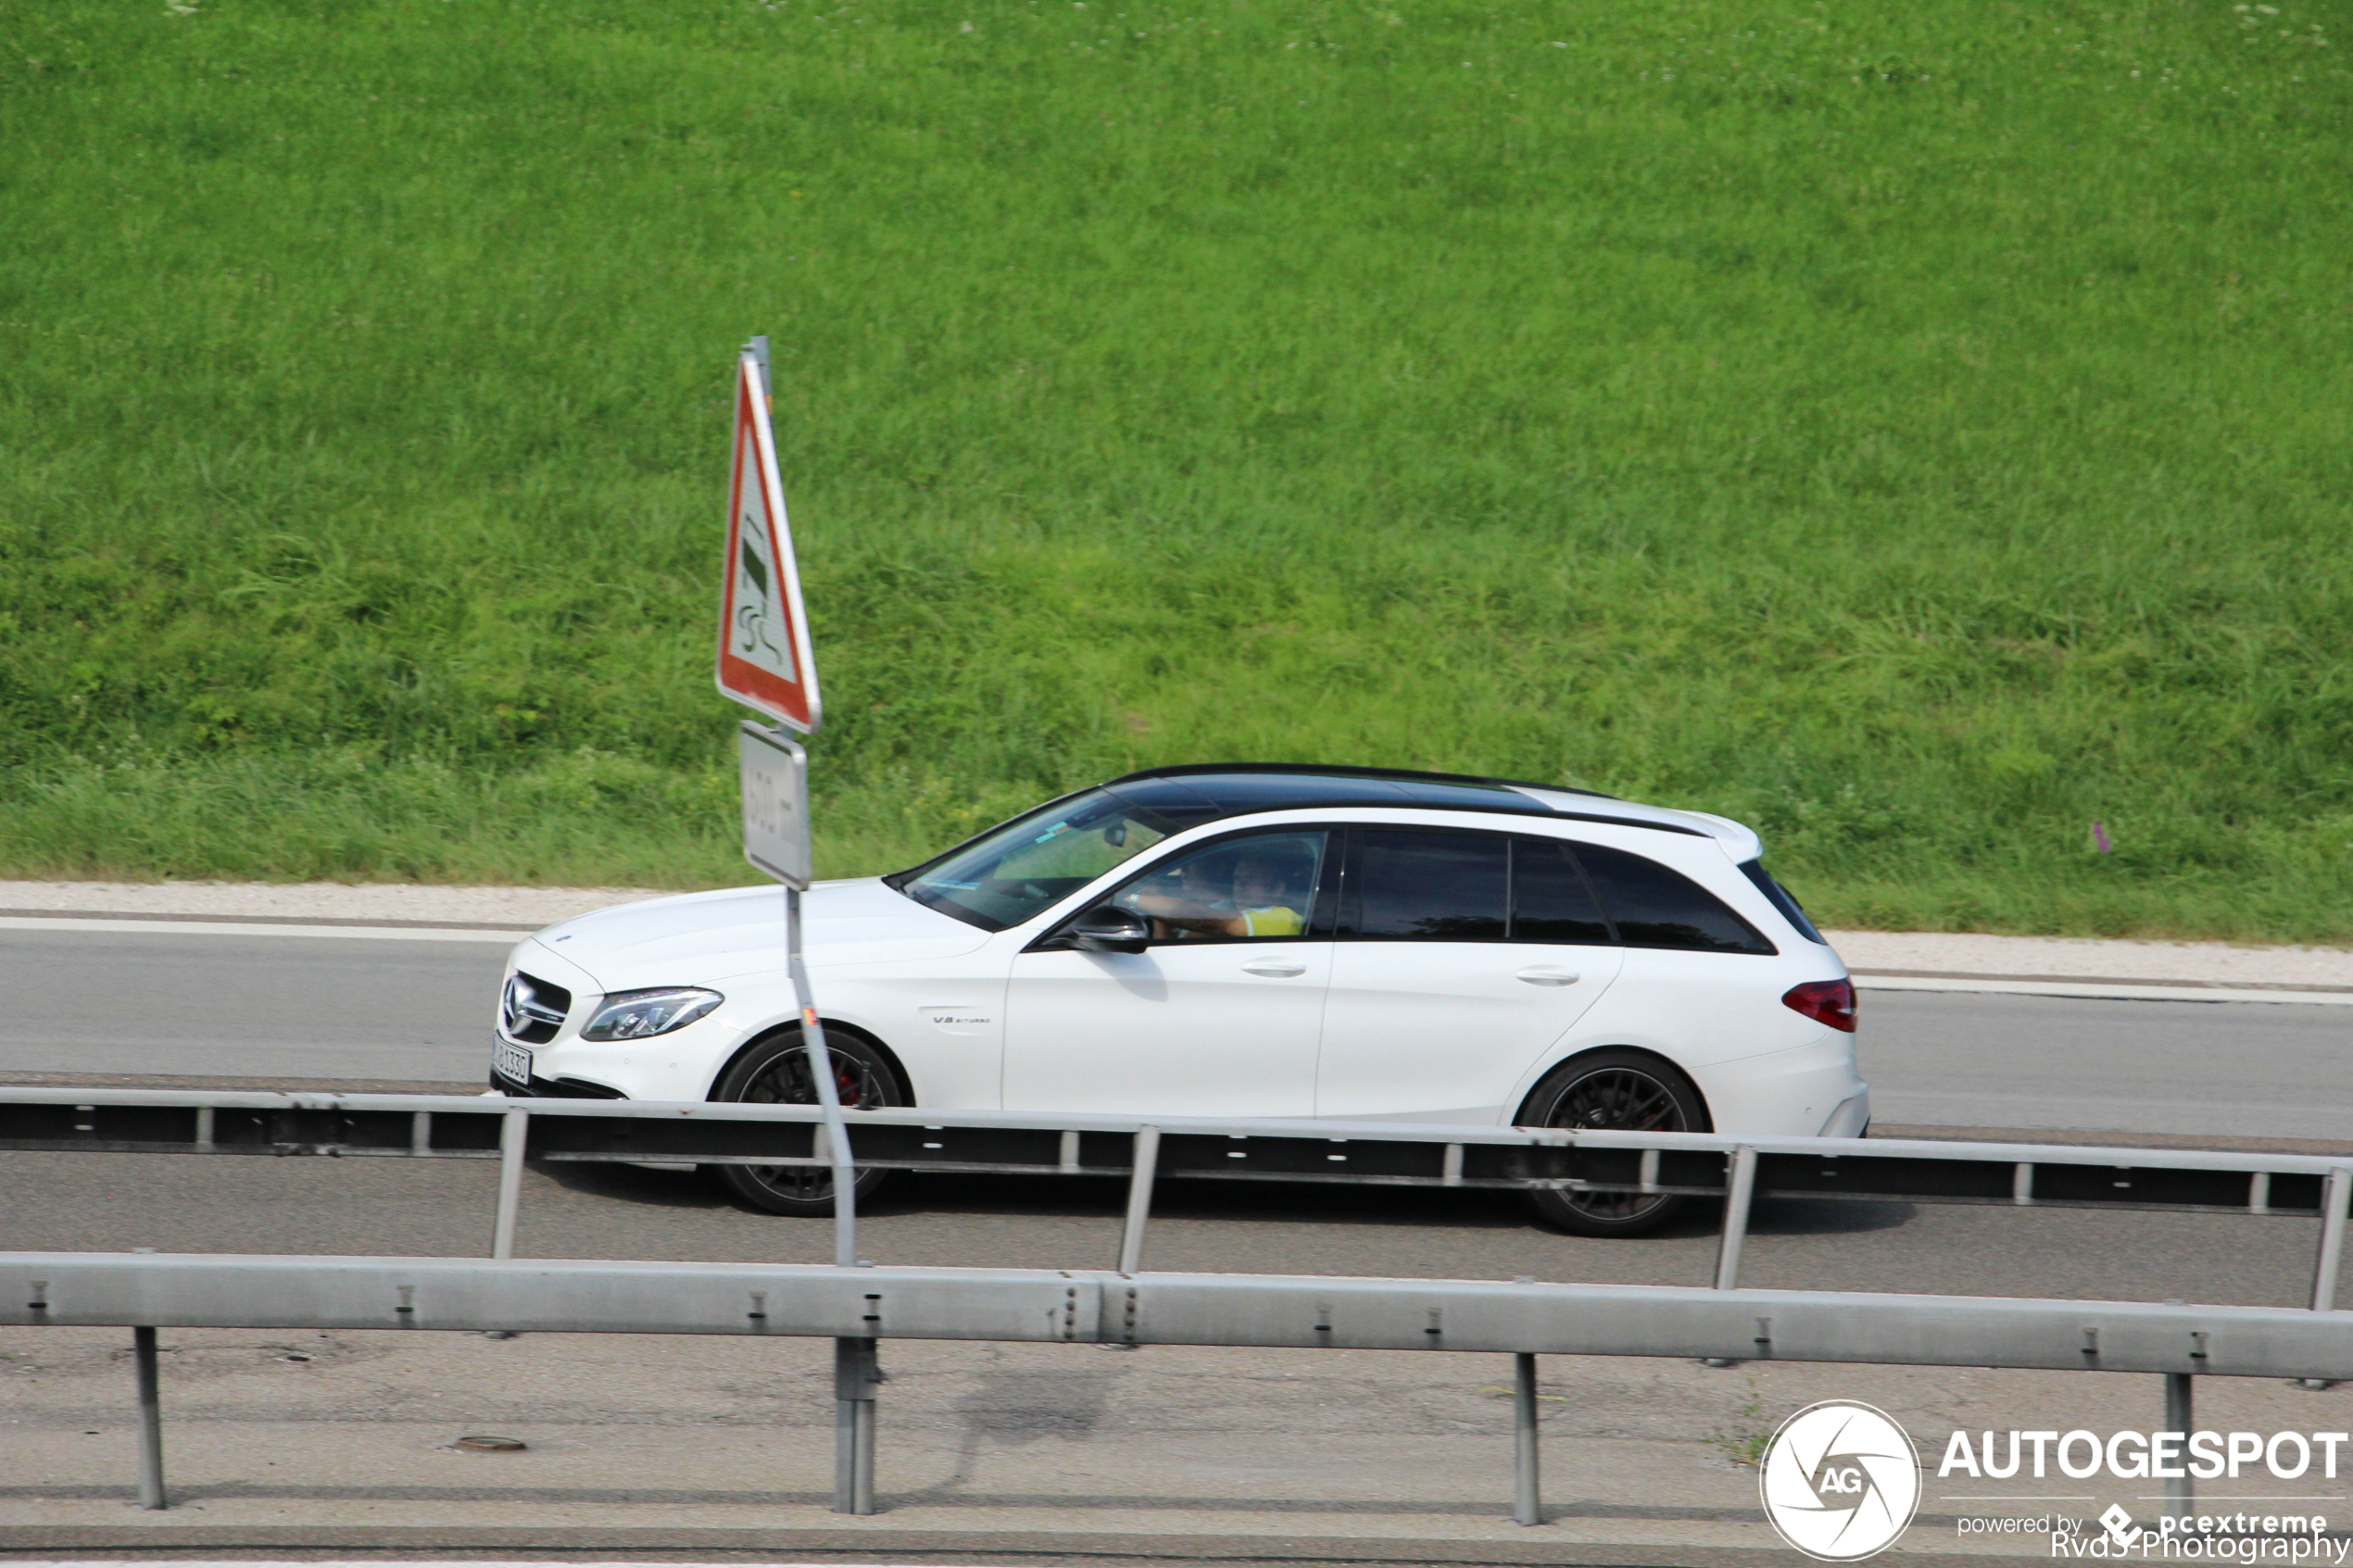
[738,721,812,889]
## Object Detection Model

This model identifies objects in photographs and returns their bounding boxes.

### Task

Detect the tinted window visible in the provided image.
[1740,859,1827,945]
[1347,831,1508,941]
[1112,831,1328,944]
[1510,839,1612,944]
[1573,844,1776,955]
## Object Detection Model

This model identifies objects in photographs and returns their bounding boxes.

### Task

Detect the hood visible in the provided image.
[526,877,993,991]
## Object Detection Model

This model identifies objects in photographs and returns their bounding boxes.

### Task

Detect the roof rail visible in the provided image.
[1106,761,1615,799]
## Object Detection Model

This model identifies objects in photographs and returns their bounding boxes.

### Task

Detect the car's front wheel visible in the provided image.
[708,1026,904,1217]
[1517,1048,1708,1238]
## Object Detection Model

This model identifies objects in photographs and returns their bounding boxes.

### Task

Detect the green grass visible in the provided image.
[2,0,2349,940]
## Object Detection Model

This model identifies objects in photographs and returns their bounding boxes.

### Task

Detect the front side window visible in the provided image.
[1111,831,1329,943]
[898,790,1175,932]
[1574,843,1776,955]
[1342,830,1509,941]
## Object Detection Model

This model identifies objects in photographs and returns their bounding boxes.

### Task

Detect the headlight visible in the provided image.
[581,987,724,1041]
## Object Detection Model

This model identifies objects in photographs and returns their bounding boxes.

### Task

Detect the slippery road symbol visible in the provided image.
[735,521,795,678]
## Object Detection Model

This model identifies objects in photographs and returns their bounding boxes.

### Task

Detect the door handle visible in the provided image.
[1515,967,1581,986]
[1241,958,1309,978]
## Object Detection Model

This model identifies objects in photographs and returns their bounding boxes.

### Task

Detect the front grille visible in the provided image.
[501,972,572,1044]
[547,1076,628,1099]
[487,1071,627,1100]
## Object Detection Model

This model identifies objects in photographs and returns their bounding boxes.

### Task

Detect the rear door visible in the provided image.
[1314,830,1623,1122]
[1563,839,1787,1069]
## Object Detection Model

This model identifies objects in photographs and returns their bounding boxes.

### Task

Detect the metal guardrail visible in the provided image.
[5,1085,2351,1527]
[10,1254,2352,1376]
[4,1085,2349,1295]
[6,1253,2353,1529]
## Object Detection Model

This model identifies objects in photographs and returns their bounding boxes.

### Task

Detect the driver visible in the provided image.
[1124,855,1238,940]
[1126,853,1305,939]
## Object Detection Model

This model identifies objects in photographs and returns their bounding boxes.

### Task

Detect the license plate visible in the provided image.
[493,1035,534,1087]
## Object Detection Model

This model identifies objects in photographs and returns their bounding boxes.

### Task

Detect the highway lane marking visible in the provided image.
[1855,974,2353,1007]
[0,916,528,944]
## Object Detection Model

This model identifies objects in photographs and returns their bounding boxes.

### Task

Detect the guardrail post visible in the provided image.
[132,1326,166,1510]
[2311,1169,2348,1313]
[2164,1372,2194,1521]
[1512,1351,1542,1525]
[1713,1146,1758,1292]
[491,1109,528,1261]
[1117,1126,1162,1276]
[833,1336,880,1514]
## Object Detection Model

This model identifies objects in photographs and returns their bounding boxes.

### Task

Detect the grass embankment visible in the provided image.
[1,0,2348,939]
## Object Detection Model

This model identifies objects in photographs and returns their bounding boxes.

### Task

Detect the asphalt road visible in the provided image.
[1,924,2348,1311]
[1860,987,2352,1141]
[0,927,510,1085]
[1,925,2345,1138]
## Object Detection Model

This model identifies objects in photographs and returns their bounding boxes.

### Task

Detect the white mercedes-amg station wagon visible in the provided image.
[492,765,1869,1235]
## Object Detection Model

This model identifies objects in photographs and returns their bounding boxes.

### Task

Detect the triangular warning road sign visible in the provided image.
[716,354,821,733]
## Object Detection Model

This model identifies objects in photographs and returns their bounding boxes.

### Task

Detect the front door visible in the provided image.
[1315,830,1623,1122]
[1000,829,1334,1117]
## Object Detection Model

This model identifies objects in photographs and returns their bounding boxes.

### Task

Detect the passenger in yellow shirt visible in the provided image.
[1226,854,1303,937]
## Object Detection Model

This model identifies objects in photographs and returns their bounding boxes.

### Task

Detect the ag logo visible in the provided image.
[1758,1399,1921,1561]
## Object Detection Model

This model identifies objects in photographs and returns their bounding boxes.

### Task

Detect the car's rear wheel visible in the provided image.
[708,1027,904,1217]
[1517,1048,1708,1237]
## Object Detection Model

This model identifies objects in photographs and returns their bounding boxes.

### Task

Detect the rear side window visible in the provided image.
[1345,831,1508,940]
[1509,838,1613,945]
[1573,844,1776,955]
[1740,860,1827,945]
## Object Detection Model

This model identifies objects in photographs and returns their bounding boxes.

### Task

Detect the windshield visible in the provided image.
[894,789,1183,932]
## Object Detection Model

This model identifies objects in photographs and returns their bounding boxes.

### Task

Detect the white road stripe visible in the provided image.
[1854,973,2353,1007]
[0,916,529,944]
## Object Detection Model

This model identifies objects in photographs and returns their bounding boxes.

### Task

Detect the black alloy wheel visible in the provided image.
[708,1027,904,1216]
[1516,1048,1708,1237]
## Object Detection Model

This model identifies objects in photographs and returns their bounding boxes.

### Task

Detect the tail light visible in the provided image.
[1782,978,1857,1033]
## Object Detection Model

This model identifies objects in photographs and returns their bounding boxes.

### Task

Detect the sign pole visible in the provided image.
[785,874,858,1271]
[725,339,875,1512]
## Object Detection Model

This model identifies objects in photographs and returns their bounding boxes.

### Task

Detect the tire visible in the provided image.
[1516,1048,1709,1238]
[708,1026,905,1217]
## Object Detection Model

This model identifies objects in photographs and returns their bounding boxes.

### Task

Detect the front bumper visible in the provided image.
[488,1065,628,1100]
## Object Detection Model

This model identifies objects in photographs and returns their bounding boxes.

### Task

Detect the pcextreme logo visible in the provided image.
[1760,1399,1925,1561]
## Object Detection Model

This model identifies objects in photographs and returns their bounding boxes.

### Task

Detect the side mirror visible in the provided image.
[1070,905,1151,955]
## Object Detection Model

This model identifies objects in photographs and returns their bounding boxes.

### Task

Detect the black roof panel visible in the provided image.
[1100,765,1574,823]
